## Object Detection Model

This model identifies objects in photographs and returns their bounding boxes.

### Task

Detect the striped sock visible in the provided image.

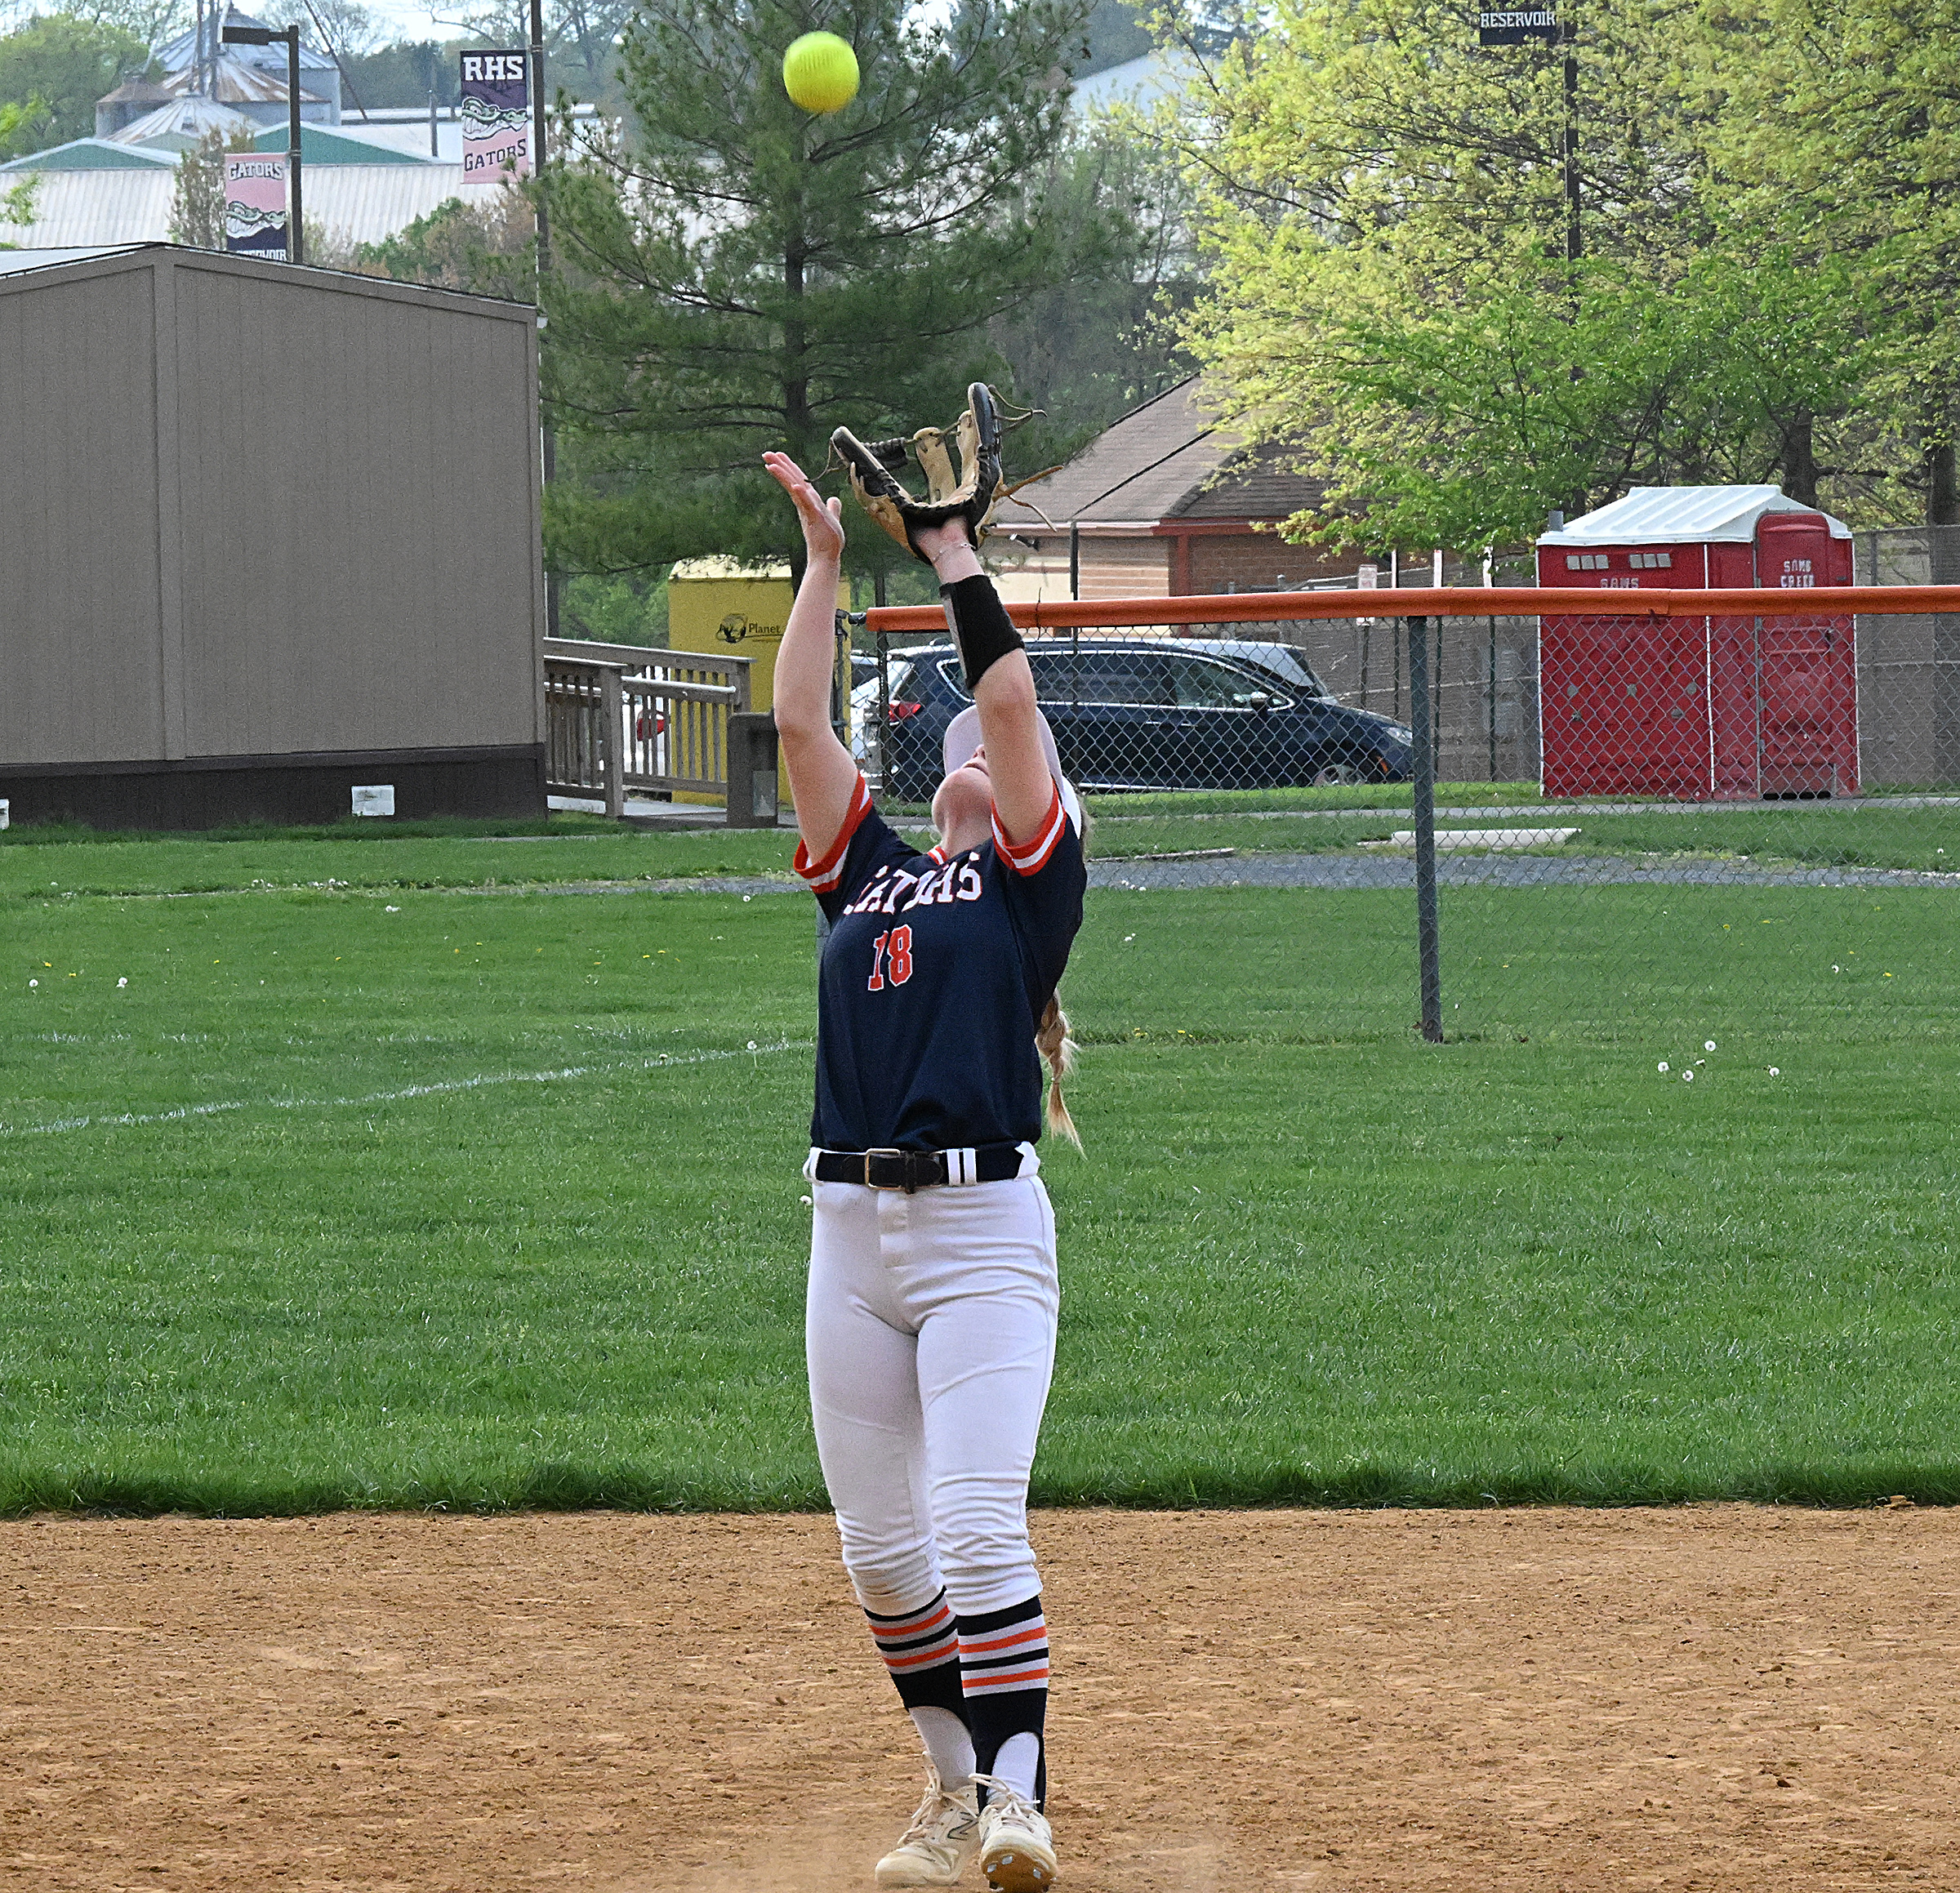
[957,1594,1049,1806]
[864,1588,967,1720]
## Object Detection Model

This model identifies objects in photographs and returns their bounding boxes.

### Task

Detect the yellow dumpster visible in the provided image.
[668,559,849,807]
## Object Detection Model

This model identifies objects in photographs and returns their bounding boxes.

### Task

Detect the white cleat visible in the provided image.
[972,1774,1057,1892]
[873,1768,981,1887]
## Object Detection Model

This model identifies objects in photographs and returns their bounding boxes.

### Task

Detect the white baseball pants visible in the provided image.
[805,1165,1059,1619]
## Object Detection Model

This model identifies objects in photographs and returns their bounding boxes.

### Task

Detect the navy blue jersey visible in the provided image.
[795,774,1085,1152]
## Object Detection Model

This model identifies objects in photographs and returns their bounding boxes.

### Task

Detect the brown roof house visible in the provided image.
[988,377,1354,603]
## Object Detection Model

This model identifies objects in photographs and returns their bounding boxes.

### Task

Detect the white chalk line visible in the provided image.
[0,1039,812,1139]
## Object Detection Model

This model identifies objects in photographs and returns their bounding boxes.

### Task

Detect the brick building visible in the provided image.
[988,378,1352,603]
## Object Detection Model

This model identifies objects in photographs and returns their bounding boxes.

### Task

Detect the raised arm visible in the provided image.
[762,451,862,863]
[915,523,1057,846]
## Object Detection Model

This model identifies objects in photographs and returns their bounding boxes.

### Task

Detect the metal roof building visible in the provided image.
[0,245,546,829]
[0,164,507,250]
[154,7,345,122]
[1542,486,1853,546]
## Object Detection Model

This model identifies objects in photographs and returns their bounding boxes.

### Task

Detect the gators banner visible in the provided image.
[223,153,288,261]
[459,49,531,180]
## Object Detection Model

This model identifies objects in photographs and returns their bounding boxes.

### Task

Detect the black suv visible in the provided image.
[875,637,1414,801]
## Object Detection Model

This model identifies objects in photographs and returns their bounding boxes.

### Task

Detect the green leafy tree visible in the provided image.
[1173,0,1886,546]
[0,88,50,160]
[1704,0,1960,523]
[1,159,41,225]
[355,188,536,296]
[540,0,1110,586]
[0,11,149,147]
[47,0,188,52]
[1263,247,1882,550]
[167,125,255,247]
[337,37,463,111]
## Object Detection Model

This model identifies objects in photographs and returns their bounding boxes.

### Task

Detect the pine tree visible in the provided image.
[540,0,1110,584]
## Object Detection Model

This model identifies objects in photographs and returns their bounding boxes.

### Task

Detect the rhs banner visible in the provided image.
[459,49,531,179]
[223,153,287,261]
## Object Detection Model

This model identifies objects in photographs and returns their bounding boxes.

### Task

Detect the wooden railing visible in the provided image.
[542,639,753,817]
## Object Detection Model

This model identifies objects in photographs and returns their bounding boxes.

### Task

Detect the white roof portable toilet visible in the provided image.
[1535,486,1857,800]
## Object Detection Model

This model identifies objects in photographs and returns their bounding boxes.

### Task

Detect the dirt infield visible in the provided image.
[3,1506,1956,1891]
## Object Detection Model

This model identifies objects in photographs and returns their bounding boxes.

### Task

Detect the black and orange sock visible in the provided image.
[957,1593,1049,1807]
[864,1588,969,1722]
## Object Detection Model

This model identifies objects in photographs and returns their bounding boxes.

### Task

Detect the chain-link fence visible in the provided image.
[857,531,1960,1047]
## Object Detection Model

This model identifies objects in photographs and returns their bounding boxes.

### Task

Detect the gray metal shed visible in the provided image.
[0,243,546,829]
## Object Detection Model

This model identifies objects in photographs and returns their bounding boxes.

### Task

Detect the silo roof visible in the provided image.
[1541,485,1851,545]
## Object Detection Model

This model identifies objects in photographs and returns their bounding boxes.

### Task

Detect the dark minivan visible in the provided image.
[875,637,1414,801]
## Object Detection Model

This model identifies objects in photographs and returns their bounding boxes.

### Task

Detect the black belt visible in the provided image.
[812,1144,1027,1191]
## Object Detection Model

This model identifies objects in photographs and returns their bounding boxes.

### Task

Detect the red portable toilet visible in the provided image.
[1535,486,1857,800]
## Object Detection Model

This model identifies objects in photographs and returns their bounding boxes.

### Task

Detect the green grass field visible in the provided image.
[2,813,1955,1516]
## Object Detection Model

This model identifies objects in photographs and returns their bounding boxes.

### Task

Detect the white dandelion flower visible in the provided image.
[1682,1069,1695,1082]
[800,1194,813,1206]
[747,1040,758,1051]
[1704,1040,1717,1052]
[1769,1067,1780,1076]
[27,978,37,988]
[1658,1061,1668,1073]
[117,977,127,988]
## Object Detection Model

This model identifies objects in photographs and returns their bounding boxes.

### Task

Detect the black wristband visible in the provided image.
[940,573,1025,693]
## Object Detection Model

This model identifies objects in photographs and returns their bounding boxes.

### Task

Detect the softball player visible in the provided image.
[763,449,1085,1893]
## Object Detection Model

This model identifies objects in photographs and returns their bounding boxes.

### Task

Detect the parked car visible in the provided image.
[870,637,1414,801]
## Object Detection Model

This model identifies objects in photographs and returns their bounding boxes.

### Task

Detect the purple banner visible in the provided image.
[459,48,531,180]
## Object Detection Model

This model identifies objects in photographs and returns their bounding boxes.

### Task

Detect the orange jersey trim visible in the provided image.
[991,782,1066,877]
[795,775,874,893]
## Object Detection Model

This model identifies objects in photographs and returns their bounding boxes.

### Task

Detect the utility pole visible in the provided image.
[1476,0,1575,260]
[529,0,550,279]
[528,0,560,635]
[1562,11,1580,263]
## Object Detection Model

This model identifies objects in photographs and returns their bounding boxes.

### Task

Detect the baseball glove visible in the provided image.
[831,383,1053,562]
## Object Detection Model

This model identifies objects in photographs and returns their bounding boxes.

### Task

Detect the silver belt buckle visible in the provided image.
[863,1147,906,1189]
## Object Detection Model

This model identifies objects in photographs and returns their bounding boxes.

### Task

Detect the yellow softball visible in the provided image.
[782,31,860,114]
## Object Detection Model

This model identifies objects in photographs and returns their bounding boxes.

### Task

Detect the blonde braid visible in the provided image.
[1034,787,1089,1149]
[1036,995,1080,1147]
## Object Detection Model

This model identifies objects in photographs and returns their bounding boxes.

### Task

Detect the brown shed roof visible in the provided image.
[997,378,1323,532]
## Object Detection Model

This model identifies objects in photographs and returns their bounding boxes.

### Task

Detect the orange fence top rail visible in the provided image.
[860,584,1960,635]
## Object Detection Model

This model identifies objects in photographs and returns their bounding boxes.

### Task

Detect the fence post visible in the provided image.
[1408,615,1443,1042]
[725,710,779,827]
[599,664,625,821]
[832,611,853,746]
